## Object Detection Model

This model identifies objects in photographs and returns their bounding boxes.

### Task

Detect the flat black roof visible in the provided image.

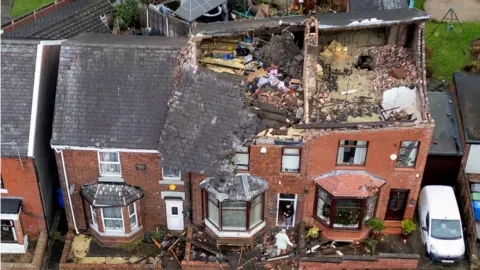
[1,197,22,214]
[454,72,480,144]
[193,8,430,36]
[428,92,463,156]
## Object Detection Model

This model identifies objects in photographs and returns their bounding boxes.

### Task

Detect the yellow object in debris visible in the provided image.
[200,57,245,69]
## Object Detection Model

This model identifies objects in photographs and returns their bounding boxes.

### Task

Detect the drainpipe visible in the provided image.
[56,148,79,234]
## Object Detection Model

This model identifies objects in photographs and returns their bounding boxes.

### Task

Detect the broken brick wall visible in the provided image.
[55,150,191,239]
[303,125,433,239]
[1,158,46,237]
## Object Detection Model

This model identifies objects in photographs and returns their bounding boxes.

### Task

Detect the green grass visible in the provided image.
[425,22,480,80]
[10,0,55,18]
[414,0,424,11]
[117,234,144,251]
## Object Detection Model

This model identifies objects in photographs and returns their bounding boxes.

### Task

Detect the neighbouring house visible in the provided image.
[1,0,112,39]
[422,91,463,187]
[1,39,62,253]
[1,0,12,25]
[452,72,480,265]
[51,34,189,245]
[52,8,432,246]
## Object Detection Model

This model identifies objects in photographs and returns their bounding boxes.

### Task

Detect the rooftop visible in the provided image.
[427,92,463,156]
[313,170,385,197]
[454,72,480,144]
[1,39,39,157]
[52,33,187,150]
[348,0,410,12]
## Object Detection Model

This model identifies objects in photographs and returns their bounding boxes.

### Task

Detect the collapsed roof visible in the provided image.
[200,174,268,202]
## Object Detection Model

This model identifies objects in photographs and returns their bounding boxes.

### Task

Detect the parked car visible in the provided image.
[418,185,465,263]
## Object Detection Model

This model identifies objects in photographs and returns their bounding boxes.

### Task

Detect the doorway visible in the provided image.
[276,193,297,227]
[385,189,410,220]
[165,200,184,230]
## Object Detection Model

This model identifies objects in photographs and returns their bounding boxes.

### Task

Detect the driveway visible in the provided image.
[424,0,480,22]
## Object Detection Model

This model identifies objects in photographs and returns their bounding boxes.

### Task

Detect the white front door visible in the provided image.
[165,200,184,231]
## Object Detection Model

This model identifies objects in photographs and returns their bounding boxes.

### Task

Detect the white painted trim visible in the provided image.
[90,205,98,226]
[97,151,122,177]
[161,191,185,200]
[101,207,125,232]
[60,150,79,234]
[0,189,8,194]
[0,213,20,220]
[52,145,159,153]
[205,219,266,238]
[91,224,143,237]
[98,176,124,183]
[39,40,65,46]
[159,180,184,185]
[162,168,181,181]
[0,235,28,254]
[27,43,44,157]
[129,202,138,230]
[276,193,297,227]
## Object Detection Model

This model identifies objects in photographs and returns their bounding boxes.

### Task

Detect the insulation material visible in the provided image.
[382,86,421,121]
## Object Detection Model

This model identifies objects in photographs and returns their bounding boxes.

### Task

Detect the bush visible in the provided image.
[367,218,386,233]
[401,219,417,235]
[114,0,138,27]
[307,226,320,238]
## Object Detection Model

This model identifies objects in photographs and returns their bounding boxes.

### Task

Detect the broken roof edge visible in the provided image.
[63,33,189,49]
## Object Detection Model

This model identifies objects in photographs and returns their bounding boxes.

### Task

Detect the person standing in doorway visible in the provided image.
[283,203,294,228]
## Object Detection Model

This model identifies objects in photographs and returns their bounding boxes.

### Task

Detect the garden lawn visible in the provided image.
[10,0,54,18]
[425,22,480,80]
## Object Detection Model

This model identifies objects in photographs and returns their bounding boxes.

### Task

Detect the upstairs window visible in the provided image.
[396,141,419,168]
[162,167,181,180]
[234,146,249,170]
[282,148,301,173]
[337,140,368,166]
[98,152,121,176]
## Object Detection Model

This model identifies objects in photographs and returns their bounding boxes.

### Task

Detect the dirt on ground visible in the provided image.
[424,0,480,22]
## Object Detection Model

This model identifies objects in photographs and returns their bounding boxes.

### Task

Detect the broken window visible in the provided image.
[336,140,368,166]
[98,151,121,176]
[234,146,249,170]
[282,148,301,173]
[1,220,16,242]
[396,141,419,168]
[315,186,378,230]
[102,207,124,231]
[129,203,137,229]
[162,167,181,180]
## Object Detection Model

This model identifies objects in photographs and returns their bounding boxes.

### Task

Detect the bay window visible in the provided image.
[315,186,378,230]
[102,207,124,231]
[206,192,264,231]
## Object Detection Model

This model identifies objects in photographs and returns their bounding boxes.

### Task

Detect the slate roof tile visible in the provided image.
[1,39,39,157]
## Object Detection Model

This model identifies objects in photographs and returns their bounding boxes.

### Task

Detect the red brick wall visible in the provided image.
[56,150,189,235]
[1,158,46,237]
[303,126,433,238]
[299,257,419,269]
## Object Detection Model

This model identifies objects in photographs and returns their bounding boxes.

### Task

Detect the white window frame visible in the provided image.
[101,207,125,232]
[0,176,7,194]
[162,167,181,180]
[97,151,122,177]
[234,146,250,171]
[276,193,297,227]
[128,203,138,229]
[90,205,98,226]
[281,148,301,173]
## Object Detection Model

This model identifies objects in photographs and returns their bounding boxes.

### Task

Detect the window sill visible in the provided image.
[90,223,143,237]
[0,189,8,194]
[159,179,184,185]
[99,176,124,182]
[205,219,266,238]
[0,235,28,254]
[334,165,366,170]
[280,171,301,176]
[394,167,416,172]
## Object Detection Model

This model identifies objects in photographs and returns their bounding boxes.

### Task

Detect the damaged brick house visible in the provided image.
[1,39,62,253]
[53,7,432,245]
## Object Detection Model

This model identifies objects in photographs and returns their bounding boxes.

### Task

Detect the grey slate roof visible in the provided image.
[1,197,22,214]
[193,8,430,36]
[52,33,188,149]
[1,0,12,25]
[454,72,480,144]
[428,92,463,156]
[158,65,259,177]
[81,181,144,207]
[200,174,268,202]
[1,40,38,158]
[2,0,112,39]
[348,0,409,12]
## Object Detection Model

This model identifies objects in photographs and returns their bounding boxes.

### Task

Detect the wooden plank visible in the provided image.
[199,57,245,69]
[184,226,193,262]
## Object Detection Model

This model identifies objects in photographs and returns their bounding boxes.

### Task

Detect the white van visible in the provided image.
[418,185,465,263]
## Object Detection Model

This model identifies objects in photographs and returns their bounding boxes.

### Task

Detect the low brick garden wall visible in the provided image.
[298,253,419,270]
[2,229,48,270]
